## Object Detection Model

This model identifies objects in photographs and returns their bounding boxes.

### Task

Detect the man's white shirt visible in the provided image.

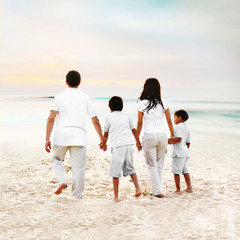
[50,88,96,146]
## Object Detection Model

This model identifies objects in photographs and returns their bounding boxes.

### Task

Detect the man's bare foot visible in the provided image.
[114,197,121,202]
[54,183,67,195]
[135,191,142,197]
[153,194,164,198]
[184,188,193,193]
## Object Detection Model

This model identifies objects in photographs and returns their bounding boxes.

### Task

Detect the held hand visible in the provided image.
[168,138,174,144]
[136,143,142,152]
[45,140,51,153]
[102,145,107,151]
[99,142,103,149]
[99,142,107,151]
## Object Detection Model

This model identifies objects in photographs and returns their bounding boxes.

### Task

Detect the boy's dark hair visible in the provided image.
[175,109,189,121]
[66,70,81,87]
[109,96,123,111]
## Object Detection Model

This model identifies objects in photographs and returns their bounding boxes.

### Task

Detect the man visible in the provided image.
[45,70,103,199]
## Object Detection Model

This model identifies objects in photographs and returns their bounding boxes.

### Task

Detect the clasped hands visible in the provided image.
[99,142,107,151]
[168,137,177,144]
[99,142,142,152]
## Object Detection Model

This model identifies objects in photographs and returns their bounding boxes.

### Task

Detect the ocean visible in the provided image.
[1,97,240,149]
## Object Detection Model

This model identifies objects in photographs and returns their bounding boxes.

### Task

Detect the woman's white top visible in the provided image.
[137,99,169,134]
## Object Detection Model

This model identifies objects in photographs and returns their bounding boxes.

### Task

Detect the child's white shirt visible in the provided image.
[171,122,190,157]
[103,111,135,148]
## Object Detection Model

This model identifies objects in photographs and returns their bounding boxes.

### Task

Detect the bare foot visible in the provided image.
[135,191,142,197]
[174,190,182,194]
[54,183,67,195]
[114,197,122,202]
[184,188,193,193]
[153,194,164,198]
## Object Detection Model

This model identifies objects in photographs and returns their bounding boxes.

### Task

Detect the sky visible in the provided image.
[1,0,240,101]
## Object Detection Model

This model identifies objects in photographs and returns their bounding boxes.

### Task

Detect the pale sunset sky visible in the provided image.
[1,0,240,101]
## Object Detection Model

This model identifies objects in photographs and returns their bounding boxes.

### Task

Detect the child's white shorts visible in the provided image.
[110,145,136,178]
[171,156,189,175]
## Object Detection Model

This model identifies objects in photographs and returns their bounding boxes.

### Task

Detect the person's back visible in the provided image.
[136,78,174,198]
[102,96,142,202]
[171,122,190,158]
[52,88,94,146]
[137,99,168,134]
[45,70,104,199]
[104,111,134,148]
[54,89,90,127]
[168,109,192,193]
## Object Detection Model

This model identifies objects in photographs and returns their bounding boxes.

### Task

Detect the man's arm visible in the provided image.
[91,116,104,146]
[102,132,108,151]
[45,110,58,153]
[186,142,190,148]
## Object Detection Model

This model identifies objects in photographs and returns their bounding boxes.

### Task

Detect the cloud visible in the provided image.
[1,0,240,100]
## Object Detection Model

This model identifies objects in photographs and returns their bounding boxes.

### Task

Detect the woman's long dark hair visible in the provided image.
[138,78,164,113]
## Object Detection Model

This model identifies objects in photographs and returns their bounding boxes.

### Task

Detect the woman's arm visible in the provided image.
[136,111,143,136]
[168,137,181,144]
[132,128,142,151]
[165,108,174,137]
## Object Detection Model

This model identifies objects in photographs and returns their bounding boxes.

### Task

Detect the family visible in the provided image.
[45,70,193,202]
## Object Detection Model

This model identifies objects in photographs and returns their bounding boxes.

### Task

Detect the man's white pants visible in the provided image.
[142,133,168,195]
[51,145,86,199]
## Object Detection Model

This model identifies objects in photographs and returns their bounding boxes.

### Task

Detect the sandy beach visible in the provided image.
[1,132,240,240]
[2,0,240,238]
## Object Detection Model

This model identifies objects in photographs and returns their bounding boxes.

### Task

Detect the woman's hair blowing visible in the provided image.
[139,78,164,112]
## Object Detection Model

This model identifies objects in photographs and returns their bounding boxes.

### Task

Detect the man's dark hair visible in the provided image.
[66,70,81,87]
[174,109,189,121]
[109,96,123,111]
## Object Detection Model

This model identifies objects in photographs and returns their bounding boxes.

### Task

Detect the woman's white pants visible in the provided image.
[143,134,168,195]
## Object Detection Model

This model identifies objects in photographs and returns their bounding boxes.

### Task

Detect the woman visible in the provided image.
[137,78,174,198]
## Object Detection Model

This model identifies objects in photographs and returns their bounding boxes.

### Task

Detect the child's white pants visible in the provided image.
[142,134,168,195]
[51,145,86,199]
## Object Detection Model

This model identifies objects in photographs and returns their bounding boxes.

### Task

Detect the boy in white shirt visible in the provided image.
[168,109,193,193]
[102,96,142,202]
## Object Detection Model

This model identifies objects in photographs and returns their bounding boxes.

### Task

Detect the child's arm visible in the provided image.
[101,132,108,151]
[132,128,142,151]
